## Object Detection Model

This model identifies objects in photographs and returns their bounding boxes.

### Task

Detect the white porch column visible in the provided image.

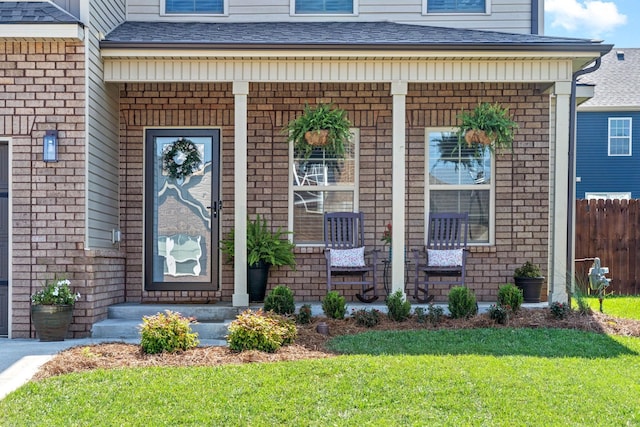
[232,81,249,307]
[391,81,408,296]
[550,81,572,304]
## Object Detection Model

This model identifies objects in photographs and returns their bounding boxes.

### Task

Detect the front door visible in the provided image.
[144,129,220,291]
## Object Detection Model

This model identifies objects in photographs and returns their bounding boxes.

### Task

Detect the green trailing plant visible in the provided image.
[514,261,543,278]
[351,308,381,327]
[226,309,297,353]
[263,285,296,315]
[488,304,510,324]
[296,304,313,324]
[321,291,347,320]
[497,283,524,313]
[220,214,296,269]
[283,103,352,160]
[386,290,412,322]
[448,286,478,319]
[549,301,572,320]
[139,310,199,355]
[457,102,518,155]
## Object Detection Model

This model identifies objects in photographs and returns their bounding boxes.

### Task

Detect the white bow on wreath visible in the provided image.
[162,138,202,180]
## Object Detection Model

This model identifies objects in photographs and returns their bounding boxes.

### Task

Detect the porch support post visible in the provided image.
[232,81,249,307]
[550,81,572,304]
[391,81,408,296]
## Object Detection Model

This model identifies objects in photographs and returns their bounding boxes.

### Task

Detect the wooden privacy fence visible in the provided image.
[575,199,640,295]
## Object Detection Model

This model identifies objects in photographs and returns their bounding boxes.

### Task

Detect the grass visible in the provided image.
[579,295,640,320]
[1,327,640,426]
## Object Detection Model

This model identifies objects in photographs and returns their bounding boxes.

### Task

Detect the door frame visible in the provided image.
[0,139,10,337]
[144,128,221,291]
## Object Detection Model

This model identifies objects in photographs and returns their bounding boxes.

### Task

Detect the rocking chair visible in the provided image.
[324,212,379,303]
[413,212,469,303]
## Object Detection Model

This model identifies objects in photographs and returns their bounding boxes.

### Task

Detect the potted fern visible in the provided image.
[220,215,296,302]
[457,102,518,154]
[283,103,352,160]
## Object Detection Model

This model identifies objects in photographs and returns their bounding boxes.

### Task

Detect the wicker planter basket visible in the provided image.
[464,129,493,146]
[304,129,329,146]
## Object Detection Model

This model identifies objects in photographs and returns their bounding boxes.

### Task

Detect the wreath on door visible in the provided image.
[162,138,202,180]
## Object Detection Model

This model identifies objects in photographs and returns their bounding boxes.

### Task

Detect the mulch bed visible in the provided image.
[34,308,640,381]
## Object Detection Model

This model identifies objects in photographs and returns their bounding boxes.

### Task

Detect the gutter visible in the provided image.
[98,41,612,55]
[566,56,606,299]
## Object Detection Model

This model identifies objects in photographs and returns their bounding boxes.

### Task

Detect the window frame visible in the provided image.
[291,0,358,16]
[162,0,227,16]
[423,0,489,15]
[288,129,359,246]
[424,127,495,246]
[608,117,632,157]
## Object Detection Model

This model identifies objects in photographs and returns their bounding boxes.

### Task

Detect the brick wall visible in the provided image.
[119,81,549,304]
[0,41,92,337]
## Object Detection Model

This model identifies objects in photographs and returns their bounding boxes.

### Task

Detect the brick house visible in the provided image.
[0,0,611,338]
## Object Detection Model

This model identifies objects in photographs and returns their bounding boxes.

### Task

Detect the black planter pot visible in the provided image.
[247,261,270,303]
[514,277,544,303]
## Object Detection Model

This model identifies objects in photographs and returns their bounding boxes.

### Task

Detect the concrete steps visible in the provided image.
[91,303,243,344]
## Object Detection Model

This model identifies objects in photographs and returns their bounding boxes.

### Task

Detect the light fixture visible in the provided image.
[43,130,58,162]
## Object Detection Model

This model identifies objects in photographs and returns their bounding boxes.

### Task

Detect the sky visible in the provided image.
[544,0,636,48]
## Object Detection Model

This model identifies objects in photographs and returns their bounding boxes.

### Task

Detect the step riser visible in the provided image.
[107,304,241,321]
[92,304,237,341]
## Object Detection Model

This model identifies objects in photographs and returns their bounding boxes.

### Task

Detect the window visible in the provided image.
[165,0,223,14]
[290,130,358,244]
[608,118,632,156]
[426,129,493,244]
[426,0,486,13]
[586,192,631,201]
[294,0,354,14]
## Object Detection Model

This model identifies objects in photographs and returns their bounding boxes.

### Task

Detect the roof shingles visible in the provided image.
[0,1,79,24]
[102,21,608,51]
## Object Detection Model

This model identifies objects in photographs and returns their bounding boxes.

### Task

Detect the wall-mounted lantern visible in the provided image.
[43,130,58,162]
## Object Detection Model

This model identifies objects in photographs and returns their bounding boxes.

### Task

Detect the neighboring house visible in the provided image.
[577,48,640,200]
[0,0,611,338]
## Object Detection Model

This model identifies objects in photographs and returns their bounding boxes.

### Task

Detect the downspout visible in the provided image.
[567,57,602,299]
[531,0,539,34]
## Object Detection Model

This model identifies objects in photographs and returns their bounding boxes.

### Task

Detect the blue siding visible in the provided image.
[576,111,640,199]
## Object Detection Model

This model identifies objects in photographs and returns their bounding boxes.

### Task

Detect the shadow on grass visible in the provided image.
[326,328,639,359]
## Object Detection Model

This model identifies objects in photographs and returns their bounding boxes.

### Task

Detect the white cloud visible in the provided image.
[546,0,627,39]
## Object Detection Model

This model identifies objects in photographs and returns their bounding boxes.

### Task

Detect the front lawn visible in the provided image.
[1,327,639,426]
[581,295,640,320]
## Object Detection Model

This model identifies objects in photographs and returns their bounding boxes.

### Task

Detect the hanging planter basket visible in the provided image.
[304,130,330,146]
[464,129,493,147]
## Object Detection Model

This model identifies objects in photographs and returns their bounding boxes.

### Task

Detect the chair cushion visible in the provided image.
[427,249,463,267]
[330,247,366,267]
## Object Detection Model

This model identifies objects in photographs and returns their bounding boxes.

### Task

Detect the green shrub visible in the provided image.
[428,304,445,325]
[296,304,313,324]
[351,308,381,327]
[226,309,297,353]
[549,302,572,320]
[414,304,445,325]
[263,285,296,315]
[488,304,509,324]
[386,290,412,322]
[139,310,199,355]
[497,283,523,313]
[448,286,478,319]
[322,291,347,319]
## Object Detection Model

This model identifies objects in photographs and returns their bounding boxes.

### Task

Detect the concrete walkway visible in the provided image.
[0,337,225,400]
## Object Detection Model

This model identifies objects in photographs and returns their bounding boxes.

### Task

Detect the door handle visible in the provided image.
[209,201,222,218]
